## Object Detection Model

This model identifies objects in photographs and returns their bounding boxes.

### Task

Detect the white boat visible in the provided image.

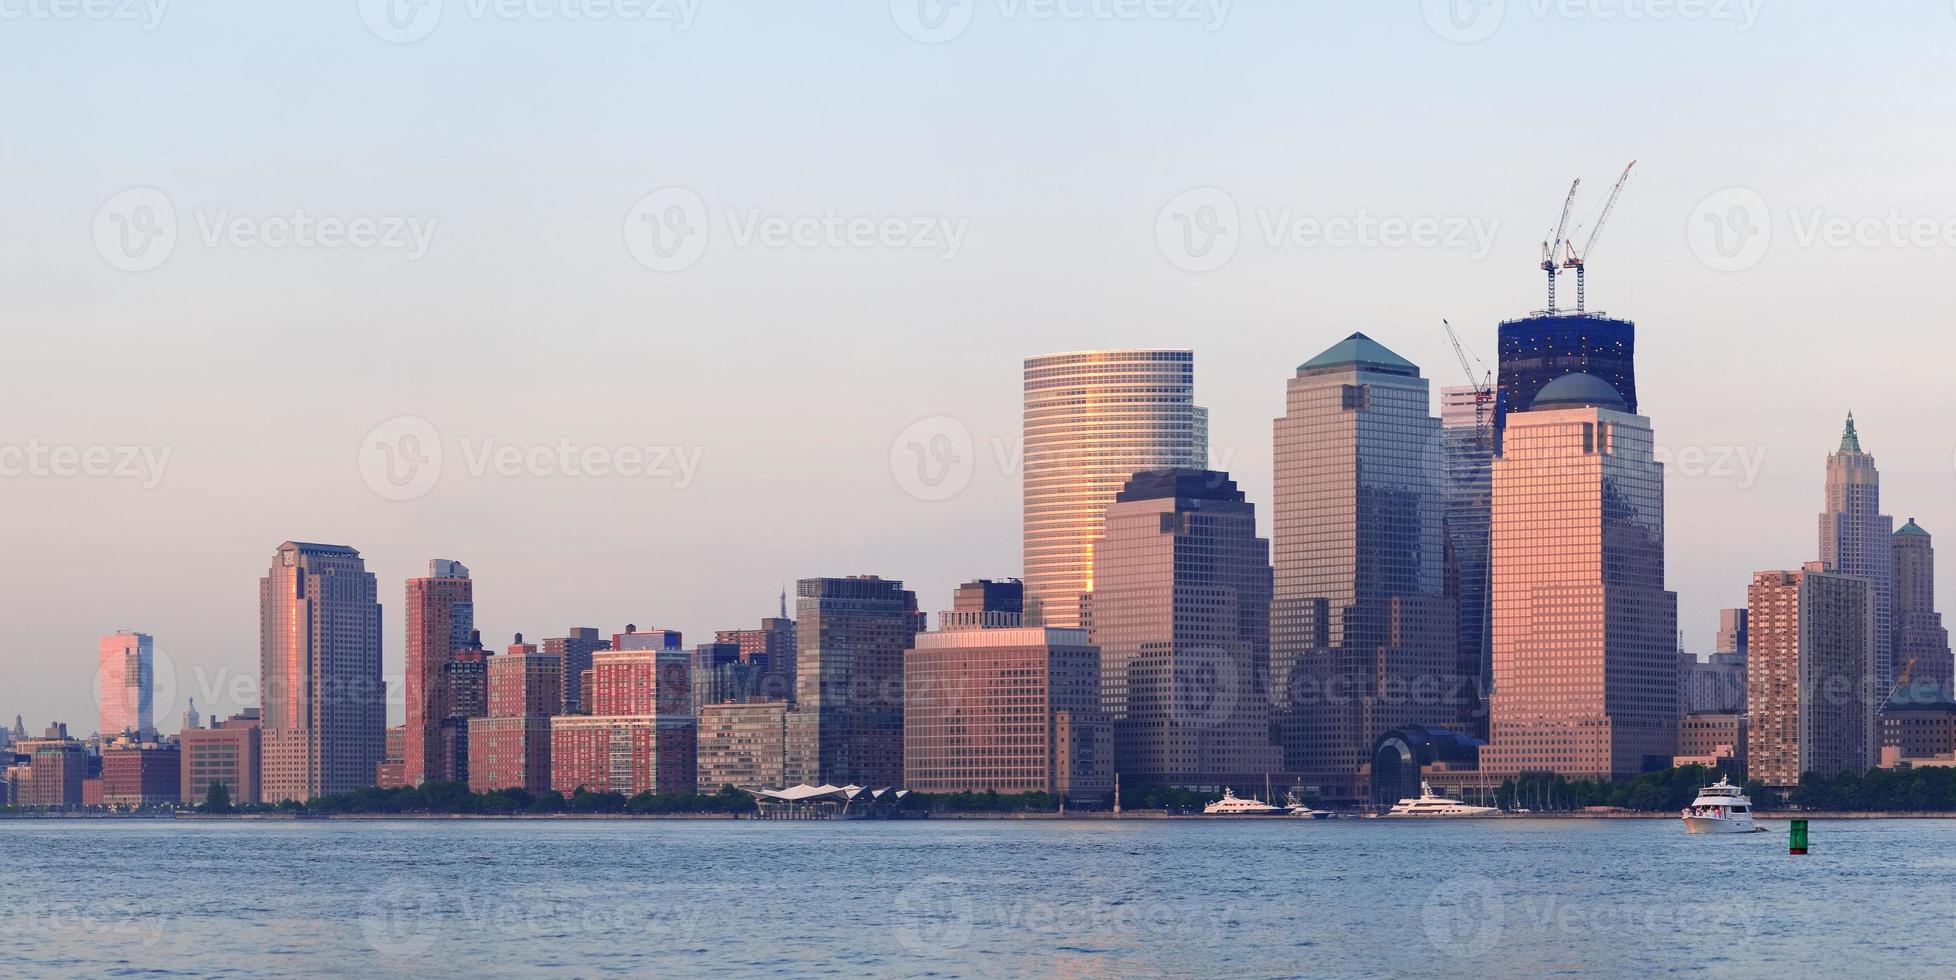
[1680,777,1757,834]
[1203,788,1284,816]
[1284,792,1334,819]
[1384,782,1501,818]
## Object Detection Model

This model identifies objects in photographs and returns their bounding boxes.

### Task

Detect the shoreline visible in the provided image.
[7,810,1956,822]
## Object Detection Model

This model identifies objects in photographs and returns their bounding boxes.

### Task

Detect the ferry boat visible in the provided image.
[1680,777,1757,834]
[1203,788,1284,816]
[1383,782,1502,818]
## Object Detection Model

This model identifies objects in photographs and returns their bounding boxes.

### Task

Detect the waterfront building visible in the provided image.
[715,617,797,703]
[1023,349,1208,628]
[180,710,262,805]
[1882,701,1956,761]
[1484,375,1678,781]
[1893,520,1952,694]
[437,644,490,784]
[542,628,609,714]
[1441,384,1495,741]
[1675,713,1746,768]
[26,742,86,807]
[101,741,181,807]
[691,642,746,713]
[376,726,407,789]
[1746,565,1878,789]
[903,583,1111,802]
[784,576,925,788]
[468,637,561,794]
[404,559,474,786]
[1493,313,1637,450]
[1678,651,1747,716]
[97,631,155,739]
[696,701,791,792]
[1085,469,1281,790]
[1273,334,1463,801]
[259,542,384,803]
[1715,608,1749,657]
[1819,414,1895,694]
[550,644,695,796]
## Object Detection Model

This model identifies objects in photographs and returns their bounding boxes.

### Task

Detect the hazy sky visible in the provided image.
[4,1,1954,732]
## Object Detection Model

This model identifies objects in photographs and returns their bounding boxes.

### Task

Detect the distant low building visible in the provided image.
[27,742,87,807]
[1881,700,1956,761]
[1675,713,1746,769]
[697,702,790,792]
[101,742,181,807]
[180,711,262,805]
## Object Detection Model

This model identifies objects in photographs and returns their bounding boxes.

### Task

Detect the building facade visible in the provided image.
[259,541,385,803]
[1893,520,1952,694]
[715,617,797,703]
[550,645,696,796]
[1022,349,1208,629]
[26,743,87,807]
[1819,414,1895,694]
[1441,384,1495,741]
[1494,313,1637,451]
[1675,713,1746,768]
[542,628,608,715]
[1086,469,1280,790]
[785,576,925,788]
[404,559,474,787]
[1747,565,1878,789]
[696,701,791,791]
[1484,375,1678,781]
[468,638,562,794]
[904,587,1111,802]
[101,743,181,807]
[97,631,155,739]
[1273,334,1463,801]
[181,711,262,805]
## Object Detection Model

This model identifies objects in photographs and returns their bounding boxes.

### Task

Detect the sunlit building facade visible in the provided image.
[1819,414,1894,695]
[1746,565,1877,789]
[97,631,155,740]
[785,576,925,788]
[404,560,473,786]
[1893,520,1951,694]
[1484,375,1678,781]
[259,541,384,803]
[1023,349,1208,629]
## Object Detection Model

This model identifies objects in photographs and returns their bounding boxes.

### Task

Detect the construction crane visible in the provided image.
[1540,179,1579,313]
[1443,319,1494,452]
[1561,160,1637,313]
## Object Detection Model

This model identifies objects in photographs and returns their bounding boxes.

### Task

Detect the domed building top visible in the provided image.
[1298,332,1419,378]
[1531,372,1628,412]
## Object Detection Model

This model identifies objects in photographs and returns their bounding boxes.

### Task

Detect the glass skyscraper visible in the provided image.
[1494,313,1637,450]
[1272,333,1459,800]
[1022,350,1208,629]
[259,541,384,803]
[1441,385,1494,741]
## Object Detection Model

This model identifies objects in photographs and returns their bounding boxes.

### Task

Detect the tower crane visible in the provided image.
[1540,179,1579,313]
[1561,161,1637,313]
[1443,319,1494,452]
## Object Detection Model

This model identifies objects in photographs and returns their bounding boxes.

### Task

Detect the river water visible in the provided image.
[3,817,1950,978]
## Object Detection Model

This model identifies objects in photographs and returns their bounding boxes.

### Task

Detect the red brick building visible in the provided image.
[467,640,562,794]
[551,644,695,796]
[180,711,262,805]
[101,743,182,807]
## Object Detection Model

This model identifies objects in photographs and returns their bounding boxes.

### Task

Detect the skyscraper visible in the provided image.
[715,618,796,703]
[785,576,925,787]
[1273,335,1461,800]
[550,642,696,797]
[1714,608,1749,658]
[259,541,384,803]
[404,560,473,786]
[542,628,608,714]
[1494,313,1638,451]
[1819,413,1894,694]
[1484,375,1678,780]
[1746,565,1878,789]
[904,582,1111,802]
[1023,349,1209,629]
[1086,469,1280,789]
[1893,520,1952,695]
[469,636,562,794]
[97,631,154,739]
[1441,385,1495,740]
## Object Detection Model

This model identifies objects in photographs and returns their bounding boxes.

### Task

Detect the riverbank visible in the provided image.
[11,809,1956,821]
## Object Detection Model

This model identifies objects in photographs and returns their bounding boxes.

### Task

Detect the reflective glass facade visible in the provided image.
[1494,314,1637,450]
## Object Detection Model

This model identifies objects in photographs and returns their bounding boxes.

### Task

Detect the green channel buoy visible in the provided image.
[1789,818,1809,855]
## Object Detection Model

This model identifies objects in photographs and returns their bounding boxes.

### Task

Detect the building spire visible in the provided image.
[1839,412,1862,454]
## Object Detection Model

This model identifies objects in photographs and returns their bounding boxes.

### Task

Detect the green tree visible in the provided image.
[201,781,233,814]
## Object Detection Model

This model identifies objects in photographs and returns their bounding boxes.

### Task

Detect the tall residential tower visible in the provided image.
[404,559,473,786]
[259,542,384,803]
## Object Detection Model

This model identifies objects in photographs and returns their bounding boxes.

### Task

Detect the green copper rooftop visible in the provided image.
[1899,519,1930,538]
[1298,332,1419,377]
[1840,412,1862,453]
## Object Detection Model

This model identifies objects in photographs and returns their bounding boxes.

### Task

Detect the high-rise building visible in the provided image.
[180,710,262,805]
[784,576,925,787]
[404,560,474,787]
[715,618,796,703]
[1494,313,1637,451]
[1086,469,1280,789]
[1893,520,1952,695]
[940,579,1025,632]
[550,643,696,796]
[377,726,407,789]
[259,541,384,803]
[1715,608,1749,657]
[696,701,791,792]
[1484,375,1678,780]
[1746,565,1878,789]
[904,583,1111,802]
[1022,349,1209,629]
[1441,385,1495,740]
[97,631,155,739]
[469,637,562,794]
[542,628,609,714]
[691,642,747,712]
[1819,413,1895,694]
[1272,334,1463,800]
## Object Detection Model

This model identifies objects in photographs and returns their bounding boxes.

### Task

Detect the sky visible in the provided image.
[3,0,1955,732]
